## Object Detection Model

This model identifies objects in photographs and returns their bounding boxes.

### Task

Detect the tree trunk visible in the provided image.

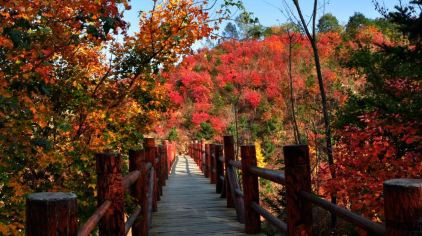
[292,0,337,227]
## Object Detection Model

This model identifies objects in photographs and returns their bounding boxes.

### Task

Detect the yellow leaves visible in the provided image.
[255,140,266,168]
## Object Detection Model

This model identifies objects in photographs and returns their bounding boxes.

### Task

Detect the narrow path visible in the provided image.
[151,155,253,235]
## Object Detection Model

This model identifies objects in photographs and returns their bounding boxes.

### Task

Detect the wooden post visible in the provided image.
[96,153,125,236]
[204,144,210,178]
[384,179,422,236]
[284,145,312,236]
[156,146,163,197]
[223,136,235,208]
[129,150,150,236]
[160,145,167,187]
[163,140,170,179]
[215,144,224,194]
[26,192,77,236]
[210,144,217,184]
[194,140,198,164]
[144,138,158,211]
[196,140,201,167]
[241,145,260,234]
[201,140,206,174]
[200,139,205,172]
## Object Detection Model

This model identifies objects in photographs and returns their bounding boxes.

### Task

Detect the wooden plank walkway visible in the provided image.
[151,155,259,235]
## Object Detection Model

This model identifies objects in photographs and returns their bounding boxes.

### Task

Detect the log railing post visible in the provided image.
[241,144,260,234]
[204,144,210,178]
[194,140,198,165]
[144,138,158,211]
[284,145,312,236]
[159,145,167,187]
[201,140,206,174]
[215,144,224,194]
[163,140,170,179]
[96,153,125,236]
[200,139,205,172]
[223,135,235,208]
[129,150,149,236]
[155,146,163,197]
[210,144,217,184]
[384,179,422,236]
[196,140,201,167]
[26,192,77,236]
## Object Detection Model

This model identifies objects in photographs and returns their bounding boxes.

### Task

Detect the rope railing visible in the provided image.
[189,135,422,236]
[25,138,177,236]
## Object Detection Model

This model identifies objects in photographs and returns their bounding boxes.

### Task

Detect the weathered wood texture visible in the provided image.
[284,145,312,236]
[241,145,261,234]
[210,144,217,184]
[26,192,77,236]
[205,143,210,178]
[215,144,224,194]
[384,179,422,236]
[223,136,235,208]
[145,138,159,211]
[129,150,149,236]
[151,155,263,236]
[96,153,125,236]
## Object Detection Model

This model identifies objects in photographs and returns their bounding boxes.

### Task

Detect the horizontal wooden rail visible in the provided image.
[251,202,287,232]
[122,170,141,192]
[192,138,422,236]
[26,138,178,236]
[235,187,244,197]
[229,160,241,169]
[248,166,285,185]
[125,207,142,235]
[299,190,386,235]
[78,200,112,236]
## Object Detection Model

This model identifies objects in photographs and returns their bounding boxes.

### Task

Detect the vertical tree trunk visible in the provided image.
[287,30,301,144]
[292,0,337,227]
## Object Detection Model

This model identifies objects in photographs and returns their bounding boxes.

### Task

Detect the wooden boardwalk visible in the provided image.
[151,155,256,235]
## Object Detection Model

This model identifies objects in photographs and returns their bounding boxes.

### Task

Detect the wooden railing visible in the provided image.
[189,135,422,236]
[25,138,176,236]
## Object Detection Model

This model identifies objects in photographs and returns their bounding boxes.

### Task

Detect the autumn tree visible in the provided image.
[290,0,338,228]
[0,0,217,233]
[317,13,342,33]
[329,0,422,220]
[223,22,240,40]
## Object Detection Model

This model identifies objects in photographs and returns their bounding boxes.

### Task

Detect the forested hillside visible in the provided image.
[0,0,420,235]
[162,2,421,228]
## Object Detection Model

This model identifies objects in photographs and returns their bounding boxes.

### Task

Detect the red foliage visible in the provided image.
[191,112,210,125]
[169,91,184,105]
[322,112,422,221]
[210,117,226,133]
[243,89,261,108]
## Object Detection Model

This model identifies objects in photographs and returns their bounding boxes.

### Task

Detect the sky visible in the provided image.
[123,0,399,36]
[241,0,397,27]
